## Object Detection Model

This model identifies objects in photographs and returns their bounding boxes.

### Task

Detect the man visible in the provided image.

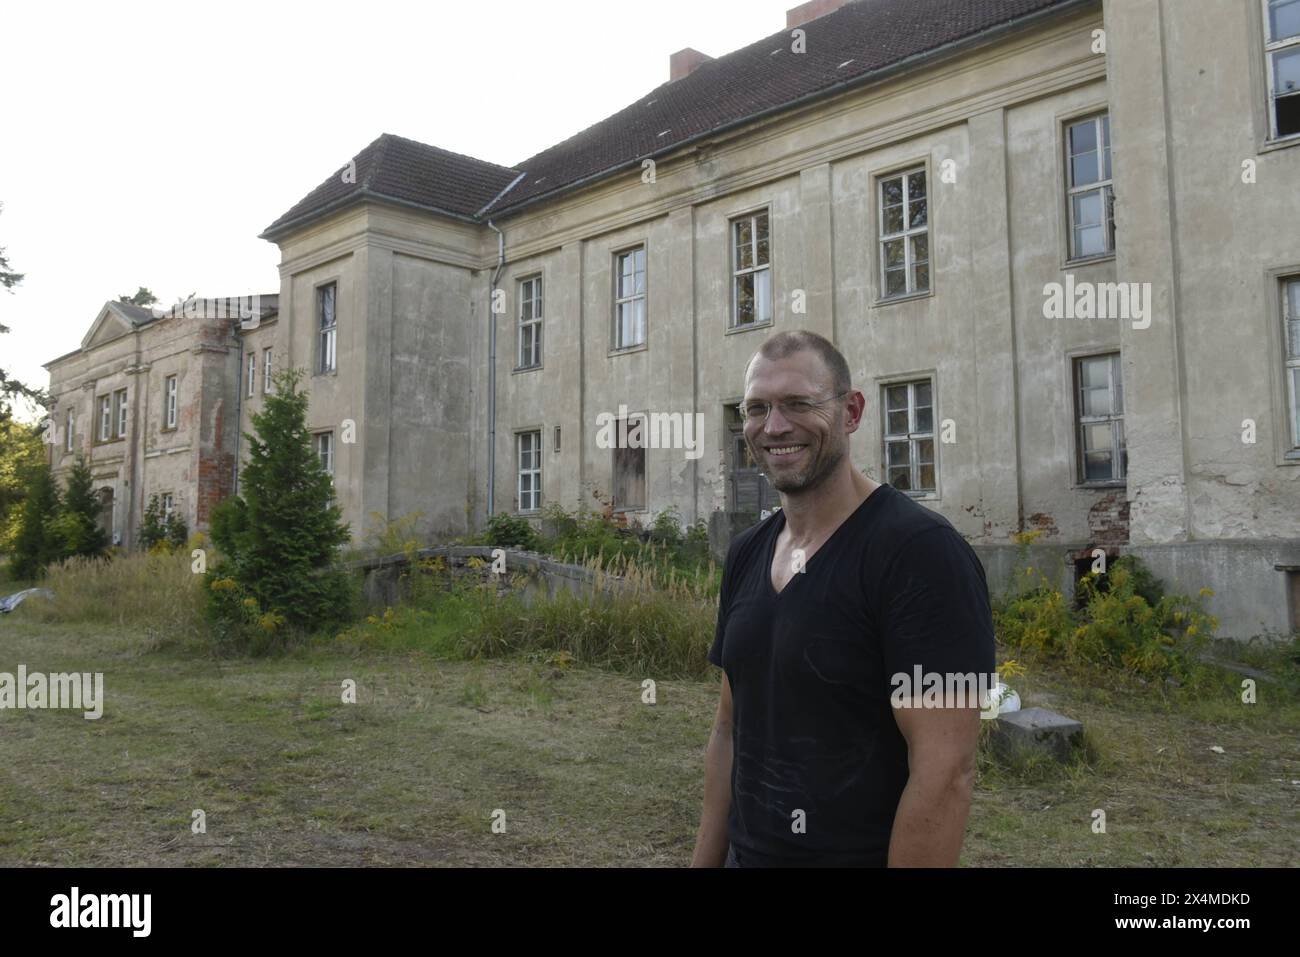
[690,330,995,868]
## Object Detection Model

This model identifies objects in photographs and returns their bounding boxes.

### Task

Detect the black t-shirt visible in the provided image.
[708,483,995,867]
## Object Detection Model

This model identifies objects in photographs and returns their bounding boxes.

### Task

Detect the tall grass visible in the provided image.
[13,550,205,645]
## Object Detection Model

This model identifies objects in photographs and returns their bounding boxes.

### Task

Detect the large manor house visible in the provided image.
[43,0,1300,638]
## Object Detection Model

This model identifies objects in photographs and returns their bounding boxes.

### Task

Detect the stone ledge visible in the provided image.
[988,706,1084,762]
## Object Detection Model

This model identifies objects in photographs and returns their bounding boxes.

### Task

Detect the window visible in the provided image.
[1075,354,1127,484]
[726,402,776,513]
[613,417,646,511]
[263,348,273,394]
[731,211,771,327]
[165,375,178,429]
[1284,277,1300,449]
[614,247,647,348]
[65,407,74,452]
[518,276,542,369]
[316,432,334,478]
[98,395,111,441]
[882,379,936,494]
[879,168,929,298]
[553,425,561,453]
[517,430,542,512]
[1266,0,1300,137]
[161,492,175,519]
[1065,113,1115,260]
[246,353,256,398]
[114,389,128,438]
[318,283,337,373]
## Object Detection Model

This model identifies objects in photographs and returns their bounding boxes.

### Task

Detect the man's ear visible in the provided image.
[843,390,867,434]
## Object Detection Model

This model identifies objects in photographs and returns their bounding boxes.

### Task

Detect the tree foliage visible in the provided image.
[206,368,353,639]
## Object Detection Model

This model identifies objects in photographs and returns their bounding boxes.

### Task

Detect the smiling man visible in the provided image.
[690,330,995,868]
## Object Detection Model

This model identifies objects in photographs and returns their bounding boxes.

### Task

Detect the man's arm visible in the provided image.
[887,704,981,867]
[690,672,734,867]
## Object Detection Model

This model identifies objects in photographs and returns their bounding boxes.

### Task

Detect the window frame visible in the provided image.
[1264,0,1300,141]
[164,375,178,430]
[516,275,543,371]
[98,395,111,442]
[612,245,648,351]
[729,209,772,330]
[1282,276,1300,454]
[1063,111,1116,263]
[114,388,128,439]
[1073,352,1127,486]
[64,406,74,452]
[880,376,938,498]
[317,281,338,375]
[161,492,175,520]
[263,348,273,394]
[316,431,334,480]
[876,166,931,301]
[246,352,257,398]
[516,429,542,513]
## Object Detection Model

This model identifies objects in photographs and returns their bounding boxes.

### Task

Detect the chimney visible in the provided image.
[786,0,850,29]
[670,47,713,82]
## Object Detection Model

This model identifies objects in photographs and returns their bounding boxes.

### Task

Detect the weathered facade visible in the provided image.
[44,297,277,548]
[47,0,1300,637]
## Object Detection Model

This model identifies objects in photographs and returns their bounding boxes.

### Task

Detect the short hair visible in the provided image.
[745,330,852,396]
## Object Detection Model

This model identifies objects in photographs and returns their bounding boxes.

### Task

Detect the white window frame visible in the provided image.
[65,407,74,452]
[1265,0,1300,139]
[517,430,542,512]
[114,389,128,439]
[881,378,937,496]
[731,210,772,328]
[1075,353,1127,485]
[613,246,647,349]
[1065,113,1115,261]
[1284,277,1300,450]
[878,167,930,299]
[161,492,175,519]
[247,353,256,398]
[318,283,337,374]
[165,375,178,429]
[98,395,111,442]
[316,431,334,479]
[263,348,273,394]
[517,276,543,369]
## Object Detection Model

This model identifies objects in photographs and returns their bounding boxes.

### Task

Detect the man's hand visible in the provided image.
[888,703,981,867]
[690,673,734,867]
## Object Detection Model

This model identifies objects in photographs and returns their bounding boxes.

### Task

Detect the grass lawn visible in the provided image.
[0,620,1296,866]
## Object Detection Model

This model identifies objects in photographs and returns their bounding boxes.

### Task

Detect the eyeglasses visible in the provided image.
[740,392,850,423]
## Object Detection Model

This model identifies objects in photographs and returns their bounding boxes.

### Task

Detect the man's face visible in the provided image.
[742,351,862,495]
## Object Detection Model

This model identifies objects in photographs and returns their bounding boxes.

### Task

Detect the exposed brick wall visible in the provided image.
[1088,490,1131,547]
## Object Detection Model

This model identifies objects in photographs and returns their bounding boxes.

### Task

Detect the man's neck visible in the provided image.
[778,467,880,544]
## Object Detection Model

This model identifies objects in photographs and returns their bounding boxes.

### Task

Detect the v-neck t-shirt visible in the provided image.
[708,483,995,867]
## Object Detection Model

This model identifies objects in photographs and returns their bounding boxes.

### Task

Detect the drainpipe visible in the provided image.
[486,219,505,519]
[233,311,243,497]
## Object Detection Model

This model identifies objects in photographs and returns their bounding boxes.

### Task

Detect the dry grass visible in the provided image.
[15,550,205,649]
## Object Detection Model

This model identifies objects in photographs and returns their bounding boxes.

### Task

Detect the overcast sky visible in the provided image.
[0,0,797,421]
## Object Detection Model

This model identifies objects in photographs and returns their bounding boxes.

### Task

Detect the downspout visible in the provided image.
[476,170,526,524]
[233,313,243,497]
[486,220,505,519]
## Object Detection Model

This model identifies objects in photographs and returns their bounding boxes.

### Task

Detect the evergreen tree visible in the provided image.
[10,462,60,580]
[52,455,108,559]
[214,369,351,632]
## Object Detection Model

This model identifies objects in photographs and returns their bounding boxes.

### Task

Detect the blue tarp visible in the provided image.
[0,588,54,614]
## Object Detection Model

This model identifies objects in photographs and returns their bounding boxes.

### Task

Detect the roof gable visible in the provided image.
[81,302,148,350]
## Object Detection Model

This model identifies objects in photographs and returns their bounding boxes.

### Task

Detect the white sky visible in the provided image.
[0,0,797,422]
